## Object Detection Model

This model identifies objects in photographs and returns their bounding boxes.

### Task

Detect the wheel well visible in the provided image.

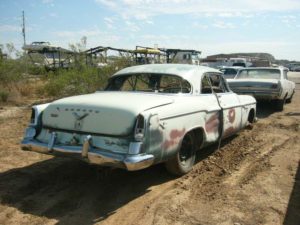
[248,108,255,123]
[189,128,204,149]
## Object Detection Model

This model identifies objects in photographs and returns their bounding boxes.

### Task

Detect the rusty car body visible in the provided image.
[21,64,256,175]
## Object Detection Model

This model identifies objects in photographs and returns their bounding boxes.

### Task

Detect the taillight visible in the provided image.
[134,114,145,141]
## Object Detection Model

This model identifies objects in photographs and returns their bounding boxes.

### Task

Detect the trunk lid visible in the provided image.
[228,79,279,91]
[42,92,174,136]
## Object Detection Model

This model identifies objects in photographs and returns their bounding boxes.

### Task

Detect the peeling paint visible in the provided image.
[228,108,236,123]
[163,128,186,150]
[223,127,236,137]
[205,112,219,134]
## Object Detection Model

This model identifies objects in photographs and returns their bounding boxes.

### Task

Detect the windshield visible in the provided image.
[105,73,192,94]
[236,69,280,79]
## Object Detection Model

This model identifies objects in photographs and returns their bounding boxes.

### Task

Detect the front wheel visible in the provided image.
[165,132,196,176]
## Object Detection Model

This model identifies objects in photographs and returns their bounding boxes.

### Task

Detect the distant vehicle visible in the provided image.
[219,66,243,79]
[228,58,252,67]
[292,66,300,72]
[227,67,295,111]
[21,64,256,175]
[172,51,201,65]
[287,63,300,71]
[24,41,73,70]
[23,41,53,51]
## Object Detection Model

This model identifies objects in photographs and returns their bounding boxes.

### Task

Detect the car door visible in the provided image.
[207,73,243,138]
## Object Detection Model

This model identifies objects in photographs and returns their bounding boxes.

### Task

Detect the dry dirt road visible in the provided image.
[0,73,299,225]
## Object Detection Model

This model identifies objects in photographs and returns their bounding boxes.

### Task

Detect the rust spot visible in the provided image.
[223,127,236,137]
[163,128,186,150]
[205,112,219,133]
[170,128,186,139]
[228,108,235,123]
[163,140,175,149]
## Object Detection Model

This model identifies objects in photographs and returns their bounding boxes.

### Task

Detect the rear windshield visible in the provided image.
[105,73,192,94]
[220,68,238,76]
[236,69,280,79]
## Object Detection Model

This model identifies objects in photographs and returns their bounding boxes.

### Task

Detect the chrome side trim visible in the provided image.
[160,109,220,121]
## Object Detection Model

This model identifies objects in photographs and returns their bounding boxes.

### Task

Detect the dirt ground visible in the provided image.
[0,73,299,225]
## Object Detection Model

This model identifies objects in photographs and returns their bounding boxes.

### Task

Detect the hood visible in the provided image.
[42,92,173,136]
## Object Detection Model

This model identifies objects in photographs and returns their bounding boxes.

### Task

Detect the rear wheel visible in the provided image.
[165,132,196,176]
[274,98,286,111]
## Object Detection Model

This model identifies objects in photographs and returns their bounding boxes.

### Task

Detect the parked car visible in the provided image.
[227,67,295,110]
[292,66,300,72]
[219,66,243,79]
[287,63,300,71]
[21,64,256,175]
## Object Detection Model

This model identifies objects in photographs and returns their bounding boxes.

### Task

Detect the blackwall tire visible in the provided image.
[165,132,196,176]
[275,99,285,111]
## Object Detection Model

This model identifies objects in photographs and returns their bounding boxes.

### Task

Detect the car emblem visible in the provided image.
[72,112,89,130]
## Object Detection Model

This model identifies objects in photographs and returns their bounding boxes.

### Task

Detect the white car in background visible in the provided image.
[227,67,295,110]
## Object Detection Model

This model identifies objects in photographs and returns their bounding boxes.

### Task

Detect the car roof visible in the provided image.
[113,64,221,79]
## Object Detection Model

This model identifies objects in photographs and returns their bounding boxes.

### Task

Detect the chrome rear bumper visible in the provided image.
[21,136,154,171]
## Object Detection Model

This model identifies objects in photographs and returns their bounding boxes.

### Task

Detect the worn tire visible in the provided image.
[165,132,196,176]
[275,98,285,111]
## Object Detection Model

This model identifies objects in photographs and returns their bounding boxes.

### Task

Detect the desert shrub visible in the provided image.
[42,66,109,97]
[0,90,9,102]
[42,58,130,97]
[17,81,34,97]
[27,64,47,75]
[0,59,23,87]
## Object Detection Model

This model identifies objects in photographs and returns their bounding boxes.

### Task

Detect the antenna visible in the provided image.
[22,10,26,46]
[22,10,28,74]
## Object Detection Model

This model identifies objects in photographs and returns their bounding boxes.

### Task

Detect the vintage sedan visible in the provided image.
[21,64,256,175]
[227,67,295,111]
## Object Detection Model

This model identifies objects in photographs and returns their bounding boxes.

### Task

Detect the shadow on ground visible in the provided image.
[0,157,174,225]
[283,161,300,225]
[256,101,280,119]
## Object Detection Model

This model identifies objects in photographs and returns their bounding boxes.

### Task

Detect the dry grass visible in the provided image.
[0,78,47,106]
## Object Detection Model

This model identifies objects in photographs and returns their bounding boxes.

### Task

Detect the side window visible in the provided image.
[208,73,229,93]
[201,75,212,94]
[160,75,191,93]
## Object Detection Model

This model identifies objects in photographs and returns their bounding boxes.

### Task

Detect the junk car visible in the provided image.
[21,64,256,175]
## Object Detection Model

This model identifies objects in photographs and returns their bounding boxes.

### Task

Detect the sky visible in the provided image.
[0,0,300,60]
